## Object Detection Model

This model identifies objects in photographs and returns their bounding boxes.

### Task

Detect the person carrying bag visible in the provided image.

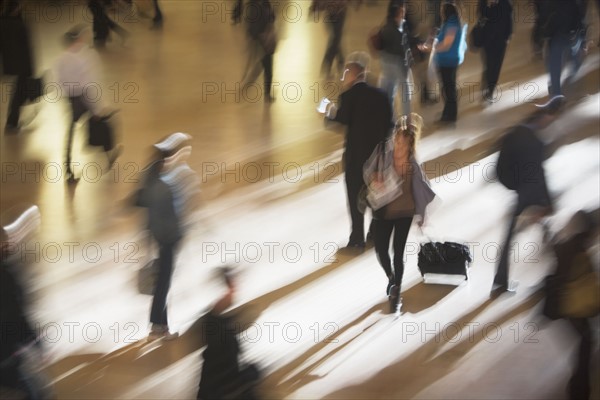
[363,113,436,315]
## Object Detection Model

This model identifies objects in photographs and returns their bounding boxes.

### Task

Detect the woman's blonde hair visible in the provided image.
[394,113,423,157]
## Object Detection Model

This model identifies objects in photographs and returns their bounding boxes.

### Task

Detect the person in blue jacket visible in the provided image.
[425,2,467,123]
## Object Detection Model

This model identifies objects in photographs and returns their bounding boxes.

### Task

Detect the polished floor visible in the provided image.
[1,0,600,399]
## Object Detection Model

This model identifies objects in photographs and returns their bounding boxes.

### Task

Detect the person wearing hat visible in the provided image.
[135,136,194,341]
[324,52,393,249]
[493,95,565,293]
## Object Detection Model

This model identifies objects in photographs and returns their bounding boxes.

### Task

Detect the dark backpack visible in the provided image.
[496,125,544,191]
[496,134,519,190]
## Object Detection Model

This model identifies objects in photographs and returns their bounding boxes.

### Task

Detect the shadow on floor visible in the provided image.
[45,248,370,398]
[321,289,545,399]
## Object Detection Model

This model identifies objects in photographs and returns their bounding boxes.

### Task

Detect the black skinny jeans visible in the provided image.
[150,241,177,326]
[373,216,413,289]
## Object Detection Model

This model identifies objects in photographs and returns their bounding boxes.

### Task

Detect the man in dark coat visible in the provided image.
[493,95,565,292]
[326,52,393,248]
[0,0,42,132]
[538,0,583,96]
[478,0,513,104]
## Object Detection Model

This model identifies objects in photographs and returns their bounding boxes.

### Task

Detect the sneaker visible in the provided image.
[65,169,79,184]
[395,296,403,315]
[507,280,519,292]
[386,278,394,296]
[345,240,365,249]
[4,123,21,134]
[151,19,163,30]
[491,280,519,295]
[389,285,400,314]
[161,331,179,341]
[481,94,493,107]
[148,325,179,341]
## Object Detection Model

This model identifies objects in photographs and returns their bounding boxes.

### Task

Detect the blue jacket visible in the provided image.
[435,16,468,67]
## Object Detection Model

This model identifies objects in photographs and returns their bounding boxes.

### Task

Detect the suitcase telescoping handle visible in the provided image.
[417,226,445,260]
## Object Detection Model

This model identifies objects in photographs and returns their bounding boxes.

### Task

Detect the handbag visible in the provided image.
[426,39,439,89]
[363,140,404,211]
[469,18,486,50]
[138,258,159,295]
[544,251,600,319]
[87,115,115,150]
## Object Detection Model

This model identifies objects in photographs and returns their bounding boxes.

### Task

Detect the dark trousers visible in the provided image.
[88,0,127,45]
[150,242,176,326]
[322,11,346,76]
[568,318,592,400]
[547,32,571,96]
[373,217,413,288]
[65,96,89,174]
[482,40,507,99]
[494,206,519,287]
[495,189,551,286]
[6,75,42,127]
[439,66,458,121]
[261,53,273,97]
[152,0,163,23]
[495,134,552,286]
[345,168,365,244]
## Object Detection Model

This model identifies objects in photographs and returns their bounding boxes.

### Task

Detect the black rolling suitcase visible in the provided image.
[418,241,472,281]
